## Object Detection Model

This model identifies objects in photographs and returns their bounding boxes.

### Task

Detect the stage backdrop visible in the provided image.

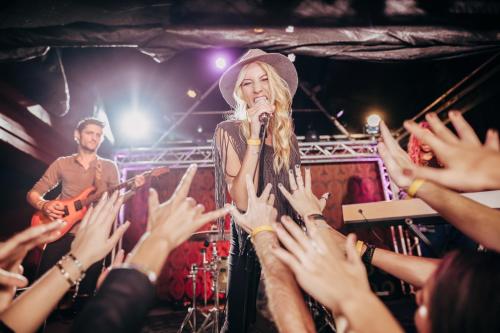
[123,161,390,302]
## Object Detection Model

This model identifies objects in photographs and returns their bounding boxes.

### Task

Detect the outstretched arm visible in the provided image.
[1,193,129,333]
[379,119,500,252]
[229,176,315,333]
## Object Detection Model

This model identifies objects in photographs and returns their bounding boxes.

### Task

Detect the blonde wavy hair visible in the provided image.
[232,61,294,173]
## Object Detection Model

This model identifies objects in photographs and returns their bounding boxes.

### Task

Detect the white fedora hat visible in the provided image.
[219,49,298,108]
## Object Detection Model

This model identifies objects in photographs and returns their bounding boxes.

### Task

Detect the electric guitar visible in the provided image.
[31,167,169,243]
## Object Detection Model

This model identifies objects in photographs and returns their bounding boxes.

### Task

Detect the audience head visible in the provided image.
[407,121,441,167]
[415,250,500,333]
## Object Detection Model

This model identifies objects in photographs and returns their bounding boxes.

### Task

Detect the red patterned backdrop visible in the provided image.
[122,161,389,302]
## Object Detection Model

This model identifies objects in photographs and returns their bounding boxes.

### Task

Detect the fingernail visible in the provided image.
[278,183,283,187]
[326,192,331,198]
[427,112,436,119]
[295,164,299,169]
[449,111,457,117]
[403,169,413,176]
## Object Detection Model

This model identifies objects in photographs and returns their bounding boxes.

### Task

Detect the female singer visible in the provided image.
[213,49,302,332]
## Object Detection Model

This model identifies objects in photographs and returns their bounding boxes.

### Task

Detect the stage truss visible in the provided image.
[114,139,396,200]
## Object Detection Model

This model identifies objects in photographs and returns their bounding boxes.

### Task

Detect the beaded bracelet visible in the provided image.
[67,253,86,281]
[56,260,77,287]
[36,199,48,210]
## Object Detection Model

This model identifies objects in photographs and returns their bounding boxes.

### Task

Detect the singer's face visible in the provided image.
[240,62,270,107]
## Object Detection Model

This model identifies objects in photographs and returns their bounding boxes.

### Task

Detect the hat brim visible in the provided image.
[219,53,298,109]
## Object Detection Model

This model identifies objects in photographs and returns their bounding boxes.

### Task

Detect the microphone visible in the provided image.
[255,96,270,124]
[259,112,269,123]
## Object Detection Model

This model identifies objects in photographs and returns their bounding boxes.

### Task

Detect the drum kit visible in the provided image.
[177,229,336,333]
[178,229,229,333]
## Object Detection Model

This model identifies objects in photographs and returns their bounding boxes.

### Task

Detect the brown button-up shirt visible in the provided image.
[30,155,120,233]
[31,154,120,200]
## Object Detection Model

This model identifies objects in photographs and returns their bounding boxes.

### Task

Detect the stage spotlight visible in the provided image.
[215,57,227,70]
[187,89,197,98]
[197,125,203,134]
[121,111,150,141]
[365,114,382,135]
[287,53,296,62]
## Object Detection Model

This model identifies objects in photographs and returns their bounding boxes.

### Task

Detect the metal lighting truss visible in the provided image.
[115,140,377,168]
[114,139,395,199]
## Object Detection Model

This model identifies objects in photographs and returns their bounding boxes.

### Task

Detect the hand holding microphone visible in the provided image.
[248,96,275,138]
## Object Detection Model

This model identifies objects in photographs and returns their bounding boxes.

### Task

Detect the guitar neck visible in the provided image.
[84,170,153,206]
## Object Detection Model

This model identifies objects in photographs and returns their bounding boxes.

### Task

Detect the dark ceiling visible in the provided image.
[0,0,499,150]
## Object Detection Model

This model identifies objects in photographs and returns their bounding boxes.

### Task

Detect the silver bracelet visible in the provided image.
[119,263,158,284]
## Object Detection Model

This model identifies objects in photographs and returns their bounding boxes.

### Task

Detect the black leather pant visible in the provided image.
[220,220,262,333]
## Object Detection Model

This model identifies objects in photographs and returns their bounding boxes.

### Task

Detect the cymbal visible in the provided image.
[189,230,230,242]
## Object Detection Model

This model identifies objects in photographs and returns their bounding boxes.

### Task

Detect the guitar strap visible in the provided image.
[94,159,106,192]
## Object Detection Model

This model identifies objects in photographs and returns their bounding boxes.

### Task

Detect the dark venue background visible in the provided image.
[0,2,499,330]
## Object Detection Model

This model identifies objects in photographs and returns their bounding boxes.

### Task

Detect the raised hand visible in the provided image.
[228,174,277,233]
[378,121,417,190]
[248,98,275,138]
[278,165,329,219]
[70,191,130,270]
[96,248,125,289]
[0,220,64,271]
[273,216,370,313]
[403,111,500,191]
[146,164,229,250]
[0,261,25,312]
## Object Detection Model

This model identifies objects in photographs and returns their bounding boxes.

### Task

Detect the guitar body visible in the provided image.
[31,186,96,243]
[30,166,169,246]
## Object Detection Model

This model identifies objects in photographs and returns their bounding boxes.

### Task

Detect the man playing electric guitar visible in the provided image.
[27,117,145,296]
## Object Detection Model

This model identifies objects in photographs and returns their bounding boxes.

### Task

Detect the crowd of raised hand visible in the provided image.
[0,164,229,333]
[228,111,500,333]
[0,111,498,333]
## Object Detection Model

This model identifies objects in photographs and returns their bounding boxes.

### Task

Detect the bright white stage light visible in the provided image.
[215,57,227,69]
[365,113,382,135]
[367,114,381,127]
[121,110,150,140]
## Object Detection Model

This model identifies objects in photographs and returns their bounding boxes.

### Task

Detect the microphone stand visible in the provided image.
[252,115,270,183]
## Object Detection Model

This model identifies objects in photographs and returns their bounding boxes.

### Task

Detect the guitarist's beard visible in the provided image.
[80,143,99,154]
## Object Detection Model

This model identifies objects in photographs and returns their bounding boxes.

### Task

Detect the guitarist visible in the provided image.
[27,117,144,296]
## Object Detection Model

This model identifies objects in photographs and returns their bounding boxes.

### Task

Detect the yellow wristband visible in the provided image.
[247,139,261,146]
[355,240,364,255]
[251,225,275,239]
[407,179,426,198]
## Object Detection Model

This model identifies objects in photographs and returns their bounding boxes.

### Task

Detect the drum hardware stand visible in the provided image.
[178,264,207,333]
[196,241,223,333]
[201,247,208,306]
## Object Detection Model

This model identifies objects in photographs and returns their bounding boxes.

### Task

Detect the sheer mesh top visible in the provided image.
[213,119,301,221]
